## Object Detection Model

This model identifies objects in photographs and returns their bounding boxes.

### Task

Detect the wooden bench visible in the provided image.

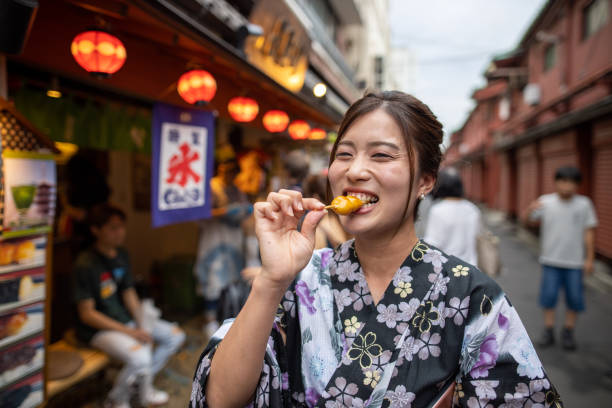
[46,339,110,399]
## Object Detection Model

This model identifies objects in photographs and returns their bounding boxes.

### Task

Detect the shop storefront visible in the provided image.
[0,0,357,405]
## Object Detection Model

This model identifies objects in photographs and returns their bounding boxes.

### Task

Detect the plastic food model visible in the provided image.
[326,195,364,215]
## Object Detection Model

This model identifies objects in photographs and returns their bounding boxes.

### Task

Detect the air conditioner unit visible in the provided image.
[523,83,541,106]
[499,96,511,121]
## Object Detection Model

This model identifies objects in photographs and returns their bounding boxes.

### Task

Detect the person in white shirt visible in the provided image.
[425,168,482,266]
[526,166,597,351]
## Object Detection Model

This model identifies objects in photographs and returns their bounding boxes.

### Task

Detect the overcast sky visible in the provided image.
[389,0,547,144]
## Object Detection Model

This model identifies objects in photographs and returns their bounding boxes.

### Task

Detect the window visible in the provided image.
[583,0,609,39]
[543,43,556,71]
[308,0,337,41]
[374,56,384,90]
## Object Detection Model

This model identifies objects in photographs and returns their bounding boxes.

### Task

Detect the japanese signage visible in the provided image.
[151,103,214,227]
[244,0,310,92]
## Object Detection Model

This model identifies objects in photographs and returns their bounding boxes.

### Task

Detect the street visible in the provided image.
[486,213,612,407]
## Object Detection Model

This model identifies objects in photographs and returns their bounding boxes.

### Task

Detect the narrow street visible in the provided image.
[486,213,612,407]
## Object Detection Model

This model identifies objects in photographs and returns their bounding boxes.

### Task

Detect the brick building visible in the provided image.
[445,0,612,259]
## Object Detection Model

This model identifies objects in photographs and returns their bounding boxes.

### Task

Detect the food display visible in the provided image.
[325,195,364,215]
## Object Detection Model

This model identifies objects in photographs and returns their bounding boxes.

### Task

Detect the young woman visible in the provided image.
[425,169,482,266]
[191,92,562,408]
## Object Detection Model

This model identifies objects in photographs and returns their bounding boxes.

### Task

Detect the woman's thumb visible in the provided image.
[300,210,327,243]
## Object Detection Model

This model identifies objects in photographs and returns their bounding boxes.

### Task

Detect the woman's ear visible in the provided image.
[418,173,436,196]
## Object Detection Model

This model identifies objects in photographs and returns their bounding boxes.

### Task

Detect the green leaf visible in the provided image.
[302,328,313,345]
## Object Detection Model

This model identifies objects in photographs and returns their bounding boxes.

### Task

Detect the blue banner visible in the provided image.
[151,103,214,227]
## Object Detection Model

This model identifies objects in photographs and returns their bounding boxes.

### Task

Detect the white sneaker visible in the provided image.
[141,388,169,406]
[203,320,219,339]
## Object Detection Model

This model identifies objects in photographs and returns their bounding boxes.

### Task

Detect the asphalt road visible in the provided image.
[487,216,612,407]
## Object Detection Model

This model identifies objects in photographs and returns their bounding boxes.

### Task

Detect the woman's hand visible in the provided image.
[254,189,326,291]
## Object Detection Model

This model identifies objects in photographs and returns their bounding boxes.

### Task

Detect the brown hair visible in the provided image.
[328,91,443,224]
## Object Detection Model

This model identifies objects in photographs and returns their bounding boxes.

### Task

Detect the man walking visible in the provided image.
[526,166,597,350]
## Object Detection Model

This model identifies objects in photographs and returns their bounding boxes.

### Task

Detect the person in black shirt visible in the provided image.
[73,204,185,408]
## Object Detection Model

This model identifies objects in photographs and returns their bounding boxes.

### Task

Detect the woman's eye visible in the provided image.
[373,153,393,159]
[335,152,352,158]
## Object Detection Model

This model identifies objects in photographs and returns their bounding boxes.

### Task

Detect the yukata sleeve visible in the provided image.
[190,293,294,408]
[455,281,563,408]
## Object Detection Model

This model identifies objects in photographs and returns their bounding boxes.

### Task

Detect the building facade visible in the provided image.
[445,0,612,259]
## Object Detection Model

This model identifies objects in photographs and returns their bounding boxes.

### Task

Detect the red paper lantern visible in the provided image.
[288,120,310,140]
[177,70,217,105]
[262,110,289,133]
[71,30,127,76]
[228,97,259,122]
[308,128,327,140]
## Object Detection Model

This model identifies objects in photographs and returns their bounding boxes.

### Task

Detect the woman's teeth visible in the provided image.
[347,192,378,207]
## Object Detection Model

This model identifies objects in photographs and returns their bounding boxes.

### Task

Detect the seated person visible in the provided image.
[73,204,185,408]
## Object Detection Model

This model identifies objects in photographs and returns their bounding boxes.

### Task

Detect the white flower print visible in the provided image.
[326,377,359,406]
[434,301,447,329]
[344,316,362,335]
[334,288,353,313]
[309,353,326,379]
[350,282,373,312]
[467,397,493,408]
[428,273,450,301]
[529,378,550,392]
[371,349,392,374]
[511,335,544,379]
[334,240,352,263]
[376,303,400,328]
[282,290,296,318]
[471,380,499,400]
[385,385,415,408]
[398,298,421,322]
[415,331,441,360]
[398,335,418,363]
[393,266,413,286]
[445,296,470,326]
[336,259,359,282]
[256,364,271,406]
[499,382,530,408]
[422,249,447,273]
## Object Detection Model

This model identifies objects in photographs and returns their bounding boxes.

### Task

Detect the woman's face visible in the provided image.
[328,109,423,238]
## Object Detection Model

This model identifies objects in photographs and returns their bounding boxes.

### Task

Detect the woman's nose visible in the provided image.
[345,155,370,182]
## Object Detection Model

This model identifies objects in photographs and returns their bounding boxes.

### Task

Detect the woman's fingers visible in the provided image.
[302,197,326,211]
[278,189,305,213]
[254,202,278,221]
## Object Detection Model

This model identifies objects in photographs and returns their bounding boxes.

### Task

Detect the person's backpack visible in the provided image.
[216,278,250,323]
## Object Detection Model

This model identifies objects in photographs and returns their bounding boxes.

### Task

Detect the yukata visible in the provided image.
[191,240,563,408]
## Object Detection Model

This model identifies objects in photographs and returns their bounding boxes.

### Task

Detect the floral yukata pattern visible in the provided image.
[191,240,563,408]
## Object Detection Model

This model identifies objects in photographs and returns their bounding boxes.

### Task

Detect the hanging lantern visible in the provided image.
[228,97,259,122]
[71,30,127,77]
[177,69,217,105]
[288,120,310,140]
[262,110,289,133]
[308,128,327,140]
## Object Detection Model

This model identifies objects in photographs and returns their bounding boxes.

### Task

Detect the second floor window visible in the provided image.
[583,0,609,39]
[544,43,556,72]
[374,56,384,90]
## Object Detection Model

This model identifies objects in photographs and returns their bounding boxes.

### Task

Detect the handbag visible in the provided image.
[477,228,501,277]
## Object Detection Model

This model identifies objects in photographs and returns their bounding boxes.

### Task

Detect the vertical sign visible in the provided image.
[152,103,214,227]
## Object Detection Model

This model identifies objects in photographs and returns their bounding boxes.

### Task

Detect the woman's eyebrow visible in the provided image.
[367,141,400,150]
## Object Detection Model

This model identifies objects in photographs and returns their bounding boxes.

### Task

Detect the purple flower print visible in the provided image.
[470,334,499,379]
[498,313,509,331]
[282,372,289,390]
[321,249,333,270]
[296,280,317,314]
[306,387,320,406]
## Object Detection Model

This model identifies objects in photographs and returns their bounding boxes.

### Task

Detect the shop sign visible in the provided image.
[244,0,310,93]
[1,151,56,239]
[151,103,214,227]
